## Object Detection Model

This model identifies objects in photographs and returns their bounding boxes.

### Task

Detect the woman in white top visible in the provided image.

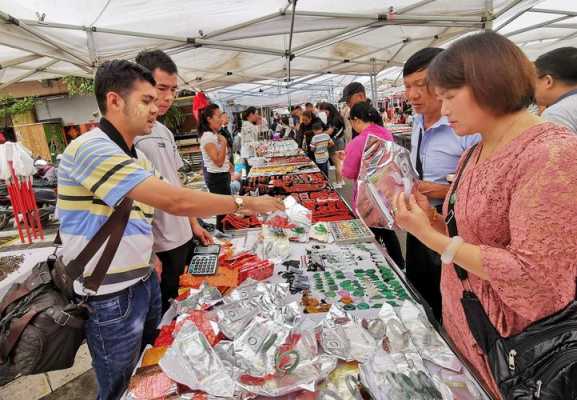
[199,103,231,230]
[239,106,260,173]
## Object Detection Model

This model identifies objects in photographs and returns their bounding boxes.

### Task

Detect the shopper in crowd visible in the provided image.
[240,106,259,174]
[299,110,323,159]
[57,60,283,400]
[340,82,379,141]
[290,105,303,143]
[339,101,405,269]
[134,50,213,314]
[309,120,333,177]
[256,109,268,132]
[305,102,315,113]
[393,31,577,398]
[534,46,577,134]
[199,104,233,232]
[318,102,346,188]
[340,82,367,108]
[220,112,235,166]
[402,47,480,321]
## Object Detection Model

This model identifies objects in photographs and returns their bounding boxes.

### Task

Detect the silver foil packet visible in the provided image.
[176,282,222,314]
[233,314,292,377]
[356,135,418,229]
[159,321,235,397]
[318,304,376,362]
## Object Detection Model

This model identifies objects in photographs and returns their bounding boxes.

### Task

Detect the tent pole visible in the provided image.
[0,55,41,69]
[289,10,481,23]
[0,59,59,90]
[86,30,97,66]
[286,0,297,84]
[9,64,91,78]
[504,15,574,37]
[0,11,91,66]
[203,12,283,39]
[370,58,377,103]
[531,8,577,17]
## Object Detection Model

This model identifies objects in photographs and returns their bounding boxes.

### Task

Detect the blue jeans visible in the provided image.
[317,161,329,177]
[85,271,162,400]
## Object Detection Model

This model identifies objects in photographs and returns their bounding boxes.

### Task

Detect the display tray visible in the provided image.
[325,219,374,244]
[247,162,319,177]
[291,190,354,223]
[280,241,411,313]
[240,172,328,196]
[266,155,311,165]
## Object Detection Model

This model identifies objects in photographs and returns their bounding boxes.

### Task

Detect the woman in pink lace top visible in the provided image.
[393,32,577,398]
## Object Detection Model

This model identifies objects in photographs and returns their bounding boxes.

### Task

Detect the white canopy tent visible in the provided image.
[0,0,576,106]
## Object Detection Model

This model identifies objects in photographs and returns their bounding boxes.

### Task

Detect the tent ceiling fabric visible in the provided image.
[0,0,575,105]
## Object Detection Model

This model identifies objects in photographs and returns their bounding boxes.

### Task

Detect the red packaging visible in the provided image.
[238,260,274,283]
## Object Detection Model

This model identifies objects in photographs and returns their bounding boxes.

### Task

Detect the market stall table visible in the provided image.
[123,139,492,400]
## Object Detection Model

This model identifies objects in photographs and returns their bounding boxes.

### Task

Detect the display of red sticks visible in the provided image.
[5,160,44,243]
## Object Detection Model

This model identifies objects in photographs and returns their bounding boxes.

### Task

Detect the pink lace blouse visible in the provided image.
[442,123,577,398]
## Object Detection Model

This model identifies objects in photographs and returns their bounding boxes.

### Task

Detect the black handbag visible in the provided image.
[0,197,133,384]
[447,145,577,399]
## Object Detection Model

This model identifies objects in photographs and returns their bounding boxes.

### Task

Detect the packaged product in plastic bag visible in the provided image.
[261,212,292,260]
[284,196,312,242]
[238,329,338,397]
[0,142,36,180]
[398,301,461,372]
[159,321,235,397]
[317,304,376,363]
[233,314,293,377]
[126,365,178,400]
[356,135,418,229]
[175,282,223,314]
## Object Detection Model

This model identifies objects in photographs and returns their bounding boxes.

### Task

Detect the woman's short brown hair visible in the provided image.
[427,31,535,116]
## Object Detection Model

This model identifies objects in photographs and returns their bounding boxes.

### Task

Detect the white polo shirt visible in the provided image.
[135,121,193,253]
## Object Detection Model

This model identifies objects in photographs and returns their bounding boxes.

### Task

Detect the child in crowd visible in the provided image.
[309,121,334,177]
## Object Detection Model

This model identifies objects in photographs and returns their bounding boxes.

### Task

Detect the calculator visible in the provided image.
[188,244,221,275]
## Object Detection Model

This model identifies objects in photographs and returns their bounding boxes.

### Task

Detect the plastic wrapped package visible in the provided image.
[356,135,418,229]
[261,223,291,260]
[317,304,376,363]
[174,311,222,347]
[233,315,293,377]
[359,303,454,400]
[159,321,235,398]
[214,281,300,339]
[360,349,452,400]
[126,365,178,400]
[284,196,313,242]
[316,362,365,400]
[224,279,289,304]
[238,330,338,397]
[397,301,461,372]
[310,222,334,243]
[176,282,223,314]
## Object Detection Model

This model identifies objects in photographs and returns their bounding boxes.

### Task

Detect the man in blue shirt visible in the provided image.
[403,48,480,321]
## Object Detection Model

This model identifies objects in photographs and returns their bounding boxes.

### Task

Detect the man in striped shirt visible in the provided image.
[57,60,284,400]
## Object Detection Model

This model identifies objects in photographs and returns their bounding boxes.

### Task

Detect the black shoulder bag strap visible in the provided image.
[445,144,500,354]
[64,197,134,293]
[446,144,477,279]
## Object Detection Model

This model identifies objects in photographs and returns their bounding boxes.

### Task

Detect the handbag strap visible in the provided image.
[445,144,501,353]
[446,144,478,280]
[67,197,133,293]
[0,197,132,315]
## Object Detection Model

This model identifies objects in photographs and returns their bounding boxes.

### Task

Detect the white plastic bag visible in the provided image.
[0,142,36,180]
